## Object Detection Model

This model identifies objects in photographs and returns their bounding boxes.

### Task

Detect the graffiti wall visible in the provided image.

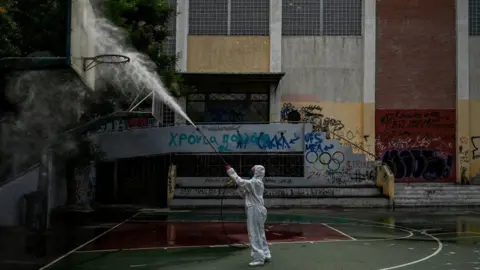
[303,132,376,186]
[95,122,376,187]
[376,109,456,182]
[279,102,372,154]
[96,124,306,158]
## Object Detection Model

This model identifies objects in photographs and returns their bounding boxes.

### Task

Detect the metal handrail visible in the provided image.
[325,129,378,160]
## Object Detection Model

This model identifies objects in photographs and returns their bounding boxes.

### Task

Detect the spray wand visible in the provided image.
[194,126,229,166]
[193,126,248,249]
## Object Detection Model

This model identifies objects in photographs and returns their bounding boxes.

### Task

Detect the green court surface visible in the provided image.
[41,210,480,270]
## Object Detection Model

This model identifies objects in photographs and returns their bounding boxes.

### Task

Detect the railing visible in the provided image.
[326,129,395,204]
[376,164,395,203]
[1,111,152,187]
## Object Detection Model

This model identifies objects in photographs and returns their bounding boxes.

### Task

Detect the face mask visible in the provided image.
[248,170,254,178]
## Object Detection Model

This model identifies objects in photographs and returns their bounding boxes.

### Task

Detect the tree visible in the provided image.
[1,0,67,57]
[1,0,185,208]
[103,0,187,98]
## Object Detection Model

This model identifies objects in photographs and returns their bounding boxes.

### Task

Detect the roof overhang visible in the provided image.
[178,72,286,84]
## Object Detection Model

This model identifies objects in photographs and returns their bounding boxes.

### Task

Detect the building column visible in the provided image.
[456,0,470,183]
[362,0,376,156]
[175,0,188,125]
[269,0,282,122]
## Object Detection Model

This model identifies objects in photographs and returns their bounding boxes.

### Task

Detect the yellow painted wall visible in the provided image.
[469,100,480,183]
[456,100,480,184]
[280,100,375,157]
[187,36,270,73]
[457,100,470,184]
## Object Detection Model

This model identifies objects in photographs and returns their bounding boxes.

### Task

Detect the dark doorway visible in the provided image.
[95,155,170,207]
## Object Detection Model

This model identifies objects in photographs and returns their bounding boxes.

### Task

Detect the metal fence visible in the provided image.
[175,152,304,178]
[189,0,270,36]
[282,0,363,36]
[164,0,177,54]
[471,0,480,36]
[186,92,270,123]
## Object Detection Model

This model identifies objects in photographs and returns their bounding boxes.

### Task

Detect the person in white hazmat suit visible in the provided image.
[226,165,271,266]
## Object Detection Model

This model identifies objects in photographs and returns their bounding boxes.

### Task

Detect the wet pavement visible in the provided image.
[3,208,480,269]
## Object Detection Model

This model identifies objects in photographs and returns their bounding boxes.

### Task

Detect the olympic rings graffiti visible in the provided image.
[305,151,345,171]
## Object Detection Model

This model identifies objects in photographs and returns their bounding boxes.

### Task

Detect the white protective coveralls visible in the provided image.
[226,165,271,266]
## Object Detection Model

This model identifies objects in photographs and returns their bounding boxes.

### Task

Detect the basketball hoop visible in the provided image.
[82,54,130,71]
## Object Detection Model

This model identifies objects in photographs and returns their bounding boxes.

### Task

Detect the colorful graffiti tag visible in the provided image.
[375,109,456,182]
[280,103,344,132]
[303,132,376,186]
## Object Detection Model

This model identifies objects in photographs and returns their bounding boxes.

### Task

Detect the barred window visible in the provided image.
[470,0,480,36]
[164,0,177,54]
[282,0,363,36]
[188,0,229,35]
[186,93,269,123]
[176,153,304,177]
[189,0,269,36]
[161,105,175,127]
[230,0,270,36]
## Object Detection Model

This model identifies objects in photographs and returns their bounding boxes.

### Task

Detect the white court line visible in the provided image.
[38,212,140,270]
[293,214,443,270]
[430,231,480,235]
[440,235,480,240]
[322,223,357,240]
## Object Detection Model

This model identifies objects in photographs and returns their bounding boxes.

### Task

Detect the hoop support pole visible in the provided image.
[129,92,153,112]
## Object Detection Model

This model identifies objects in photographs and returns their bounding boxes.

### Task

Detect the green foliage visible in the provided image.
[0,0,67,57]
[103,0,188,96]
[0,3,21,57]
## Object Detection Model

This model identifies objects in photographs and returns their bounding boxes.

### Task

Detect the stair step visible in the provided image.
[174,187,381,198]
[170,198,390,208]
[395,200,480,206]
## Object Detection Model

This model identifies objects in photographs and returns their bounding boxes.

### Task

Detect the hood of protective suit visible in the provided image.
[252,165,265,180]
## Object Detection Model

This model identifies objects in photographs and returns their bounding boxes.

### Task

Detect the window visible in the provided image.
[161,105,175,127]
[164,0,177,54]
[176,153,304,177]
[189,0,270,36]
[186,93,269,123]
[470,0,480,36]
[282,0,363,36]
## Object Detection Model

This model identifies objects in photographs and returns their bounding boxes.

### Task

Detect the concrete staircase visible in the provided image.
[394,183,480,207]
[169,186,390,208]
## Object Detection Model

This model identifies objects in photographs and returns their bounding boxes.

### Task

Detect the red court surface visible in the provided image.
[79,221,352,252]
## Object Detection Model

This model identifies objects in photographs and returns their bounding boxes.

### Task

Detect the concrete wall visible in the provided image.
[94,122,376,187]
[0,167,38,227]
[277,37,369,155]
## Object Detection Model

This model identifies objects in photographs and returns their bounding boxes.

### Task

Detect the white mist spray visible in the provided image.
[83,0,194,126]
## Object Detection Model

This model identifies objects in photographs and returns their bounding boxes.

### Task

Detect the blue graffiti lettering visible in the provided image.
[304,133,333,152]
[169,132,218,147]
[257,132,291,150]
[169,131,299,151]
[289,133,301,144]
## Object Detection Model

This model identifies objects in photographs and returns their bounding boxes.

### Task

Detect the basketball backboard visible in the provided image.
[69,0,96,90]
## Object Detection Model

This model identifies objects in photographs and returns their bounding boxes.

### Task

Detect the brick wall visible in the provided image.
[376,0,456,109]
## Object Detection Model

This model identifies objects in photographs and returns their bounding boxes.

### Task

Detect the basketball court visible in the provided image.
[38,210,480,270]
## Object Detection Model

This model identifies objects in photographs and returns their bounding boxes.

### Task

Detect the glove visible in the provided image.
[226,165,236,177]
